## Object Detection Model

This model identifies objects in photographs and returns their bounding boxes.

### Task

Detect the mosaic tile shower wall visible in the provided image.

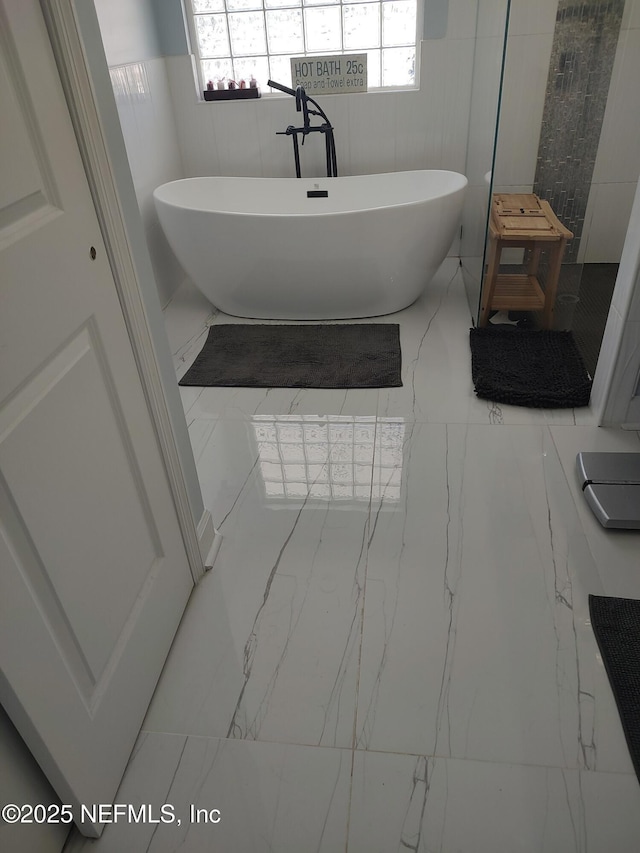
[533,0,625,262]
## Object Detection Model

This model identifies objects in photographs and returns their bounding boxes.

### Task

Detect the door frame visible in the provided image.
[39,0,207,582]
[590,176,640,429]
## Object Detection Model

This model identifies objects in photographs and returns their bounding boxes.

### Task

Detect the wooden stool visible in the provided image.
[479,193,573,329]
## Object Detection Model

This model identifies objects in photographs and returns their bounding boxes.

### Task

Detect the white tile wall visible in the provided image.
[506,0,559,36]
[446,0,479,39]
[582,22,640,262]
[491,0,559,192]
[465,35,506,185]
[493,31,555,187]
[474,0,511,38]
[111,57,187,306]
[166,39,475,185]
[592,27,640,185]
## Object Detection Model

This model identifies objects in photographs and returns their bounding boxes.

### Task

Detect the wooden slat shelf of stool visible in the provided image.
[479,193,573,329]
[490,274,545,312]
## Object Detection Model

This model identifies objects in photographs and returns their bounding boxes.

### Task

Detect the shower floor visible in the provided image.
[566,263,618,376]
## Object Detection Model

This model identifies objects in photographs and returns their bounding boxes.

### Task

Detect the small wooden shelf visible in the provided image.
[479,193,573,329]
[490,274,545,312]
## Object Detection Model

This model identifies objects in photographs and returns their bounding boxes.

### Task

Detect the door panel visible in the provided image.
[0,324,163,682]
[0,0,194,836]
[0,11,61,247]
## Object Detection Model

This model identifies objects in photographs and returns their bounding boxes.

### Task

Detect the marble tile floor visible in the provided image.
[68,259,640,852]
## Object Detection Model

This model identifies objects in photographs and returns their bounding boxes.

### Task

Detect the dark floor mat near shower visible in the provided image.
[589,595,640,784]
[469,326,591,408]
[179,323,402,388]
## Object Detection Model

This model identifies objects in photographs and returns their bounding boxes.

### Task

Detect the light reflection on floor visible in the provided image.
[252,415,405,502]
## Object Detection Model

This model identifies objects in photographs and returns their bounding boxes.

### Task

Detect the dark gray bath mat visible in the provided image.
[469,327,591,408]
[589,595,640,783]
[179,323,402,388]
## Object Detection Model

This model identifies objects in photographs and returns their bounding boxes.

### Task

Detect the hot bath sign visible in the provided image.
[290,54,367,94]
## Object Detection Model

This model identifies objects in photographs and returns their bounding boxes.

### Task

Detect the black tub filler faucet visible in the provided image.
[268,79,338,179]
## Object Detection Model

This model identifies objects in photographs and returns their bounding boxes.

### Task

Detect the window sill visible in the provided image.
[197,85,419,104]
[203,88,261,101]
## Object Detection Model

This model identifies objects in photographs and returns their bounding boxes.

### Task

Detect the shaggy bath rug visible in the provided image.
[469,326,591,408]
[589,595,640,784]
[179,323,402,388]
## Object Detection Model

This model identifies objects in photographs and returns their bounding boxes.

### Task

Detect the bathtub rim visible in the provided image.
[153,170,468,219]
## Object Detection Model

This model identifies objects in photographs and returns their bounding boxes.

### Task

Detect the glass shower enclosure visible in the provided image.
[460,1,511,324]
[465,0,639,381]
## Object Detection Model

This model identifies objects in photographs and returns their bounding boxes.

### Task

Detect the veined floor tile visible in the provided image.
[163,278,216,365]
[187,384,380,421]
[186,414,218,464]
[143,506,369,746]
[153,258,640,851]
[191,414,378,530]
[348,750,640,853]
[356,422,633,773]
[65,733,350,853]
[144,416,375,747]
[186,416,262,529]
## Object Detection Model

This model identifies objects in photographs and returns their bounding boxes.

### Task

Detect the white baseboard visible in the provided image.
[196,510,222,574]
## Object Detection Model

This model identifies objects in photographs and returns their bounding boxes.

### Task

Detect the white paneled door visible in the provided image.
[0,0,194,837]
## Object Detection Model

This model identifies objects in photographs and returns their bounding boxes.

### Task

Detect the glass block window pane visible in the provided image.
[365,48,381,87]
[227,0,261,9]
[202,57,234,83]
[232,55,270,85]
[190,0,418,91]
[268,54,296,87]
[382,1,416,47]
[196,15,230,58]
[228,12,267,55]
[266,9,304,54]
[343,4,380,50]
[382,46,415,86]
[304,6,342,51]
[193,0,224,12]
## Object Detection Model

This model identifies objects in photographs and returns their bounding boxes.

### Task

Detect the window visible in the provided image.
[187,0,419,93]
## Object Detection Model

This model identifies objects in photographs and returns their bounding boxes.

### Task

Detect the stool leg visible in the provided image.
[479,235,500,327]
[528,246,542,277]
[542,238,566,329]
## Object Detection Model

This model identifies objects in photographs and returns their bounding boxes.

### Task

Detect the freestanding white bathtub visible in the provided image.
[154,171,467,320]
